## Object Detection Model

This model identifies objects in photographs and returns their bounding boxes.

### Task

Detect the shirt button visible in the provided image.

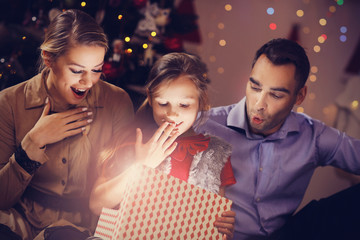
[62,158,67,164]
[61,180,66,186]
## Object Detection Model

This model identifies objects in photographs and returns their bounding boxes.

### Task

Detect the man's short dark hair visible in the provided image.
[252,38,310,92]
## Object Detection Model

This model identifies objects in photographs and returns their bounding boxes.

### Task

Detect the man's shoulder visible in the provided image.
[208,104,237,119]
[290,111,327,133]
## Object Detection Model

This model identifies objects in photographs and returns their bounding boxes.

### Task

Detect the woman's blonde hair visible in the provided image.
[38,9,108,72]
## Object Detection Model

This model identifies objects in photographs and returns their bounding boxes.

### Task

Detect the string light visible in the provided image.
[118,15,123,20]
[319,18,327,26]
[269,23,277,30]
[318,34,327,44]
[218,23,225,30]
[219,39,226,46]
[313,45,321,53]
[151,31,157,37]
[81,1,86,7]
[309,92,316,100]
[267,7,274,15]
[225,4,232,11]
[296,10,304,17]
[297,107,304,113]
[340,26,347,33]
[303,27,310,34]
[336,0,344,6]
[209,56,216,62]
[217,67,224,74]
[142,43,148,49]
[124,37,130,42]
[340,35,347,42]
[351,100,359,110]
[311,66,318,73]
[309,75,317,82]
[329,6,336,13]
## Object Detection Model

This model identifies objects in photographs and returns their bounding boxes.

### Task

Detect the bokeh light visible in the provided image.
[351,100,359,110]
[313,45,321,53]
[81,1,86,7]
[319,18,327,26]
[267,7,275,15]
[142,43,148,49]
[311,66,318,73]
[340,26,347,33]
[318,36,325,43]
[303,27,310,34]
[151,31,157,37]
[219,39,227,46]
[296,10,304,17]
[225,4,232,11]
[208,32,215,39]
[209,56,216,62]
[329,6,336,13]
[297,107,304,113]
[309,75,317,82]
[269,23,277,30]
[337,0,344,6]
[309,92,316,100]
[217,67,224,74]
[218,23,225,30]
[323,107,331,115]
[340,35,347,42]
[118,14,123,20]
[124,36,130,42]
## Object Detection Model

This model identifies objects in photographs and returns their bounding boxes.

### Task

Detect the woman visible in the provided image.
[0,9,134,240]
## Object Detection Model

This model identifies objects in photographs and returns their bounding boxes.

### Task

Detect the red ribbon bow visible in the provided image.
[170,135,210,162]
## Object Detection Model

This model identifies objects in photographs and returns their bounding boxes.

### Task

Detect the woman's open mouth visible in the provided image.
[71,87,87,98]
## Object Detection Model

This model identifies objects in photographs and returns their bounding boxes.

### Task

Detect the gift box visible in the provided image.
[94,164,232,240]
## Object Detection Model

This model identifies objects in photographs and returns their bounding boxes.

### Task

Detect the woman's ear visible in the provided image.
[42,50,52,67]
[146,89,152,107]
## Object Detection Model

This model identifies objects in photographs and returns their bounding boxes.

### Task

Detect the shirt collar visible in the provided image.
[24,70,104,111]
[24,71,48,110]
[227,97,300,140]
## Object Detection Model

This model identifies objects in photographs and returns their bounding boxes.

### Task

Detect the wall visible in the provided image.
[184,0,360,209]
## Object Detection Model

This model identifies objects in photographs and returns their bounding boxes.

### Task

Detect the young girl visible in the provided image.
[90,52,236,239]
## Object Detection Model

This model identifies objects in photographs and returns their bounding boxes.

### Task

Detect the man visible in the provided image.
[196,38,360,240]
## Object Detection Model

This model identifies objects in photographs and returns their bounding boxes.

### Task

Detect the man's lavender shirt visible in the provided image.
[195,97,360,240]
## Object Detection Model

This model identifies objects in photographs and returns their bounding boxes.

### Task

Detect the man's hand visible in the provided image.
[214,210,236,240]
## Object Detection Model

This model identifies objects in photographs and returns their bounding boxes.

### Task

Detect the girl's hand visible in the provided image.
[27,98,93,148]
[135,122,179,168]
[214,210,236,240]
